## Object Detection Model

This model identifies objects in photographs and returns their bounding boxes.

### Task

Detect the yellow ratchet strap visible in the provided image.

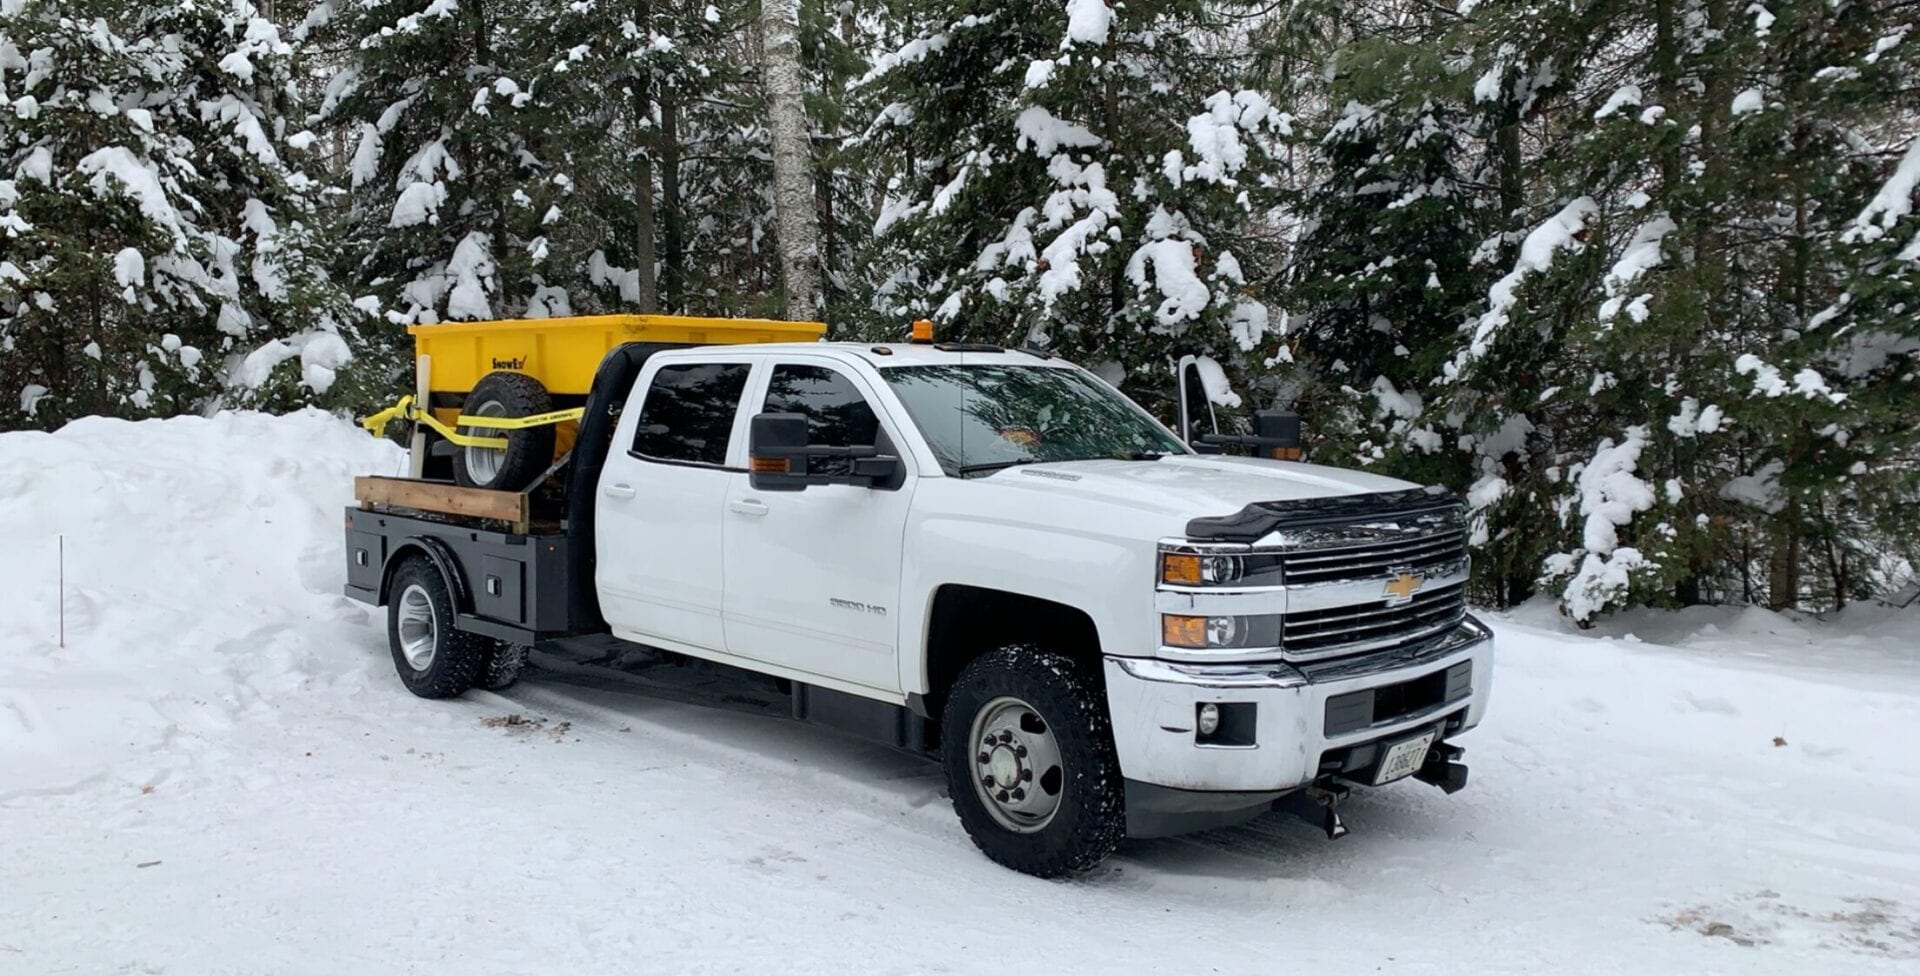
[359,396,583,450]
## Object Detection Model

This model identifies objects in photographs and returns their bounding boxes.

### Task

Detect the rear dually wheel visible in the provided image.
[386,556,495,699]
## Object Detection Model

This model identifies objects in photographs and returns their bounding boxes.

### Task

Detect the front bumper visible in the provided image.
[1103,616,1493,798]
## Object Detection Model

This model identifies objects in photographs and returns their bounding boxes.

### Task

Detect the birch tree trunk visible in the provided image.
[631,0,659,313]
[758,0,822,318]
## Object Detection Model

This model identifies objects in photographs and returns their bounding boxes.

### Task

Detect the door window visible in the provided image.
[763,365,880,476]
[632,363,753,466]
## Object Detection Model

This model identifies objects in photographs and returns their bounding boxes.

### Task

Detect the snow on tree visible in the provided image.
[1278,21,1487,489]
[303,0,551,327]
[1418,0,1920,617]
[857,1,1288,405]
[0,0,353,429]
[307,0,797,328]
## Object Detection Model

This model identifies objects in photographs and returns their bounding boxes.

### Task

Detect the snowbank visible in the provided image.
[3,413,1918,973]
[0,410,403,798]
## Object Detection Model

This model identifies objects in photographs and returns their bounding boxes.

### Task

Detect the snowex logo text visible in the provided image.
[492,356,527,370]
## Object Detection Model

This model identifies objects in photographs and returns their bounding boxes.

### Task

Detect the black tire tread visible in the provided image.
[481,643,528,691]
[941,644,1125,878]
[452,371,555,491]
[387,557,494,699]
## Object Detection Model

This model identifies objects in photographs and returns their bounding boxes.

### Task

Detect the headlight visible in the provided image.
[1161,613,1282,650]
[1159,551,1246,585]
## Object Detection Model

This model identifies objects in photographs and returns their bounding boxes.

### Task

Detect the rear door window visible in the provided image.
[632,362,753,466]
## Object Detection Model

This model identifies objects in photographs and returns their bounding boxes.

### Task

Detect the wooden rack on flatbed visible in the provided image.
[354,475,536,535]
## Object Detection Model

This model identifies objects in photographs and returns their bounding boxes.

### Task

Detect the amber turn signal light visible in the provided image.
[1161,553,1202,585]
[1161,614,1208,648]
[1268,447,1302,461]
[749,456,790,473]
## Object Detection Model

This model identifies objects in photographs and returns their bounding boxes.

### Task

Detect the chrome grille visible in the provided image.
[1282,582,1467,655]
[1279,529,1468,586]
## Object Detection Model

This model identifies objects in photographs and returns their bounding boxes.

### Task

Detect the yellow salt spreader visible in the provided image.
[362,313,825,490]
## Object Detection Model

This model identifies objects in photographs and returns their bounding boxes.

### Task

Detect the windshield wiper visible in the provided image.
[957,458,1045,476]
[961,452,1167,475]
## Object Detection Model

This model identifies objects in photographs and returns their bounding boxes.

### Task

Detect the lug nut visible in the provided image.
[1011,789,1026,801]
[1020,768,1032,782]
[1014,744,1027,758]
[977,752,989,764]
[982,776,994,788]
[999,730,1013,743]
[996,790,1010,803]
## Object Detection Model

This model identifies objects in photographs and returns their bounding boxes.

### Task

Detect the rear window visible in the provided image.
[632,363,752,466]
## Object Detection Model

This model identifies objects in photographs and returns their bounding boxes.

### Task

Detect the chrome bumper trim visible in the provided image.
[1102,617,1494,794]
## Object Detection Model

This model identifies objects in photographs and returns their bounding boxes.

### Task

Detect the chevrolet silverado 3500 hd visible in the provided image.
[345,337,1493,877]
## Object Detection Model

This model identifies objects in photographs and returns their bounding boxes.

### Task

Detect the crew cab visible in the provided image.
[344,336,1493,877]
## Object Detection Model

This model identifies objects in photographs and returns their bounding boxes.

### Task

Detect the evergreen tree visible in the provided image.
[306,0,786,328]
[1432,0,1920,617]
[0,0,351,429]
[858,0,1289,408]
[1279,23,1485,487]
[304,0,550,326]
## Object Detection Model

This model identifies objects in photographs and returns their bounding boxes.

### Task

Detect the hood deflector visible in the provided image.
[1184,486,1463,543]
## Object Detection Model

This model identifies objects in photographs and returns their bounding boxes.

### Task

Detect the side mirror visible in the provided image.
[1253,410,1302,461]
[748,413,813,491]
[1174,355,1221,453]
[748,412,903,491]
[1192,407,1306,461]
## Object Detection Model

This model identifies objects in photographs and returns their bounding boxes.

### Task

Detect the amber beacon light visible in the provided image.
[910,319,935,343]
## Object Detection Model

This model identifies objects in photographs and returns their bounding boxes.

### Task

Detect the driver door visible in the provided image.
[721,359,915,694]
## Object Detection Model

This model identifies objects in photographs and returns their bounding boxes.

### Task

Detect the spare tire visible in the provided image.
[453,371,555,491]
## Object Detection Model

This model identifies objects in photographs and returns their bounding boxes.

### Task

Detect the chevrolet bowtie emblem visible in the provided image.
[1382,571,1424,604]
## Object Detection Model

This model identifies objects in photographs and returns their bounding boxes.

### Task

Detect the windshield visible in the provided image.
[881,364,1187,475]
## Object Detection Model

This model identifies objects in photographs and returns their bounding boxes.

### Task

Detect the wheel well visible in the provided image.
[380,541,467,612]
[922,584,1102,719]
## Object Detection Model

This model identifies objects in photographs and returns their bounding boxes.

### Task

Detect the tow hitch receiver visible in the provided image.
[1414,741,1469,794]
[1305,779,1351,840]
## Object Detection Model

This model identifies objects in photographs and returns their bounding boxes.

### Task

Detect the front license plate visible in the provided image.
[1373,730,1437,786]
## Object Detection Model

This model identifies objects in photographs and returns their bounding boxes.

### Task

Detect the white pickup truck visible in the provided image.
[344,337,1493,876]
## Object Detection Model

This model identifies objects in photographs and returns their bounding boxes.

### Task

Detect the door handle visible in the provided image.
[729,499,769,517]
[603,482,637,500]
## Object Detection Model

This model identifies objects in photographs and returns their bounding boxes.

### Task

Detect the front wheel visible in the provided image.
[941,645,1125,877]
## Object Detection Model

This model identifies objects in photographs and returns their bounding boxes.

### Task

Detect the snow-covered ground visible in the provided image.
[3,412,1917,974]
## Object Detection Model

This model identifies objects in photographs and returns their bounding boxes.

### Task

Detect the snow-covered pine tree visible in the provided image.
[1278,21,1486,499]
[305,0,561,326]
[310,0,789,328]
[524,0,762,316]
[803,0,878,324]
[858,0,1288,408]
[1740,0,1920,608]
[1430,0,1920,618]
[0,0,351,429]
